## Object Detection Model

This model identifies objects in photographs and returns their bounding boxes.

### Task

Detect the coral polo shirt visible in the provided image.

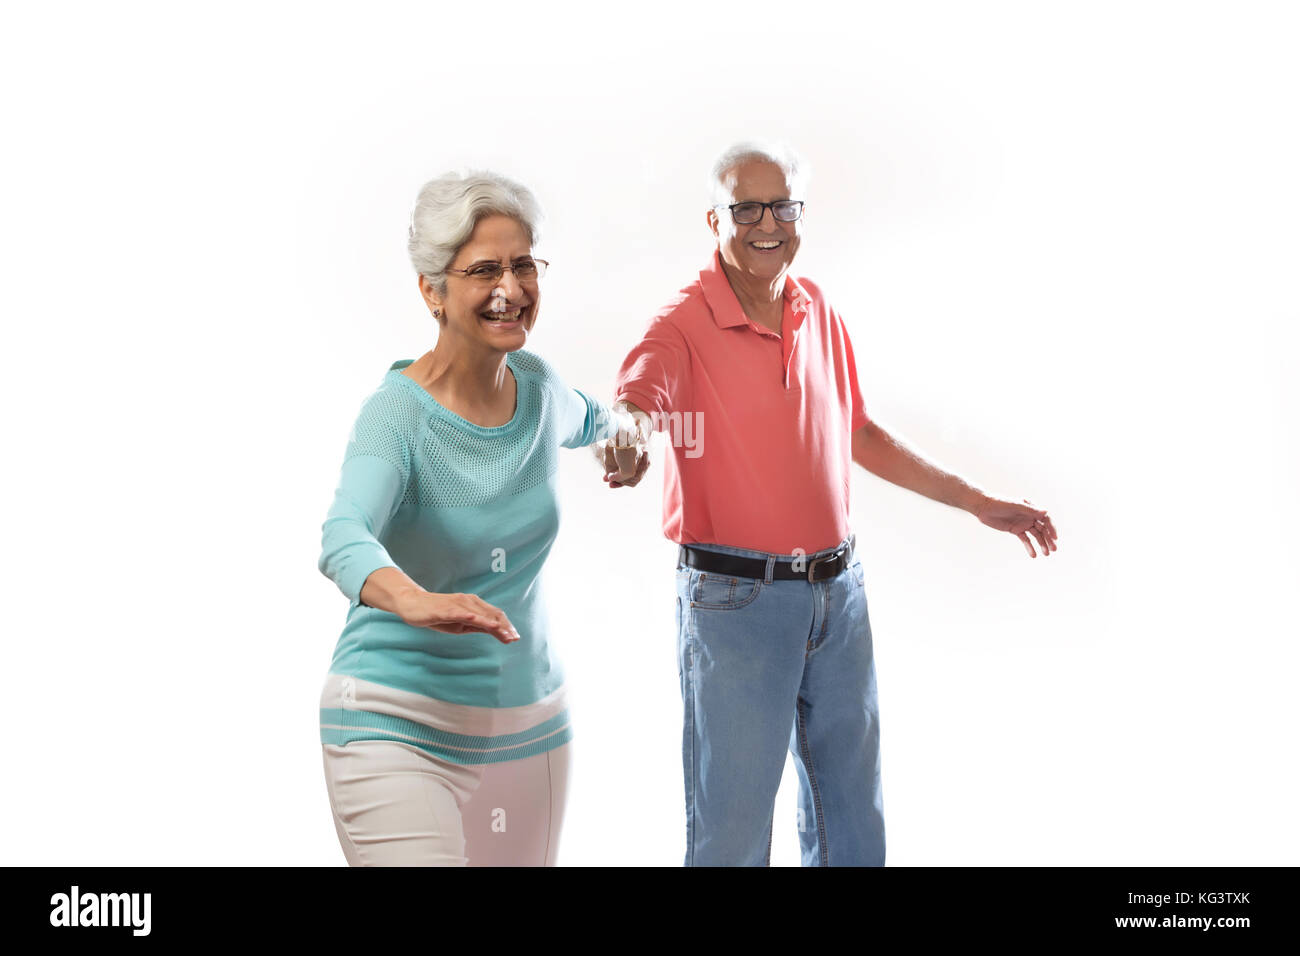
[614,249,871,556]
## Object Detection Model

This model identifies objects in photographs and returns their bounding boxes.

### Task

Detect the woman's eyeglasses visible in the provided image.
[446,258,549,283]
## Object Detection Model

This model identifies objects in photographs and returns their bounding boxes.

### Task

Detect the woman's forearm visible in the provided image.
[359,566,426,615]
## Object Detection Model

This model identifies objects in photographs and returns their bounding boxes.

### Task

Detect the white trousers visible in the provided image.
[322,739,571,866]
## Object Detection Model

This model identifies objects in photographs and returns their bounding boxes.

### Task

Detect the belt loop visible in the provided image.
[764,555,775,584]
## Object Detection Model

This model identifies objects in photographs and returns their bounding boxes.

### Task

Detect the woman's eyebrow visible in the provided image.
[464,256,533,266]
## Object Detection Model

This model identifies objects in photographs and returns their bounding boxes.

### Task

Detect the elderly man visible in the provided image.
[599,142,1058,867]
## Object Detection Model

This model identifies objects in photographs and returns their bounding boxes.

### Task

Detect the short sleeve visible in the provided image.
[835,310,871,432]
[613,315,692,424]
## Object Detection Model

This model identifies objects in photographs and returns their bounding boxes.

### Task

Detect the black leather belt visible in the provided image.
[678,535,855,583]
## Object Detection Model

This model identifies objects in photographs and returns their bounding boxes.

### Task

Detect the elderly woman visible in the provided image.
[317,170,647,866]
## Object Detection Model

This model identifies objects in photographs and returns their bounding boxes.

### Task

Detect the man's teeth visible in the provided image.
[752,241,781,249]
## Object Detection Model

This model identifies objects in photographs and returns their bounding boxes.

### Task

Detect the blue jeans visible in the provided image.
[675,537,886,866]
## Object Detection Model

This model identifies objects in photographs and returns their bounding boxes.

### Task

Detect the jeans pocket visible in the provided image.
[689,570,762,610]
[851,560,865,587]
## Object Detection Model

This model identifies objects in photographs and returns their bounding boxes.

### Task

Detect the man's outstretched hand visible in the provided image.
[597,442,650,487]
[593,402,652,488]
[974,497,1059,558]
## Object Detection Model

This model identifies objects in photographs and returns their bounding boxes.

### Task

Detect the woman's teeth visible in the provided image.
[483,308,522,322]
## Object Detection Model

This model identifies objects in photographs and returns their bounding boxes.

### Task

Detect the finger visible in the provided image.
[1042,515,1058,542]
[495,612,521,643]
[463,596,521,641]
[623,450,650,486]
[434,612,496,635]
[614,444,639,480]
[1017,531,1036,558]
[454,612,517,644]
[1035,515,1057,547]
[1028,525,1051,555]
[438,595,512,640]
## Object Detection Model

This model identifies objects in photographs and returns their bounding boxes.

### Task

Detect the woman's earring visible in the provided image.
[432,308,442,319]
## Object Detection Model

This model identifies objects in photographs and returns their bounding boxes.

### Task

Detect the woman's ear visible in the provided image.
[418,274,445,321]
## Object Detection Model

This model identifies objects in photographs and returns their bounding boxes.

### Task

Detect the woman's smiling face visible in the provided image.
[423,214,539,350]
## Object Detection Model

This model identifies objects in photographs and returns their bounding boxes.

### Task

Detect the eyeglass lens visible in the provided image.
[464,259,546,281]
[731,201,802,224]
[733,201,800,223]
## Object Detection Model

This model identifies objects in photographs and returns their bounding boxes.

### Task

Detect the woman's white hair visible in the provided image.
[709,140,810,206]
[408,169,542,295]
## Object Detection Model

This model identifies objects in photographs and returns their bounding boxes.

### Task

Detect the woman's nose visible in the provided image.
[497,267,525,298]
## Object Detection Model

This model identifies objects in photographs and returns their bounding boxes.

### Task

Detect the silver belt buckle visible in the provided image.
[807,541,850,583]
[806,552,832,583]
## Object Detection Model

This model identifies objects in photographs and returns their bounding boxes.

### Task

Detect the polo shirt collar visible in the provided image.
[700,248,812,330]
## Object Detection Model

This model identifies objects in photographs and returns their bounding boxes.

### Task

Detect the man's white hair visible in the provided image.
[407,169,542,296]
[709,141,810,206]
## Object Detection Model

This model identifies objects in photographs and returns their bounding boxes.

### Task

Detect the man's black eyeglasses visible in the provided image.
[714,200,805,224]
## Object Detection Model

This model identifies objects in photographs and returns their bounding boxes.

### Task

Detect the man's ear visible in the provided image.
[706,207,720,238]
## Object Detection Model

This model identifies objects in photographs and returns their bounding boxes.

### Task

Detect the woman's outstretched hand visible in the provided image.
[974,496,1059,558]
[395,590,521,644]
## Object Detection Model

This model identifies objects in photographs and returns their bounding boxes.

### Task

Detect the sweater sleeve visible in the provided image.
[559,386,622,449]
[318,388,414,606]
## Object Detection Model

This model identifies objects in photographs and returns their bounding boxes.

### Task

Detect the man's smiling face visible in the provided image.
[708,159,803,285]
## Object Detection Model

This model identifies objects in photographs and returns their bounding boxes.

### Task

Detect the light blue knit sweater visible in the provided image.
[318,349,618,763]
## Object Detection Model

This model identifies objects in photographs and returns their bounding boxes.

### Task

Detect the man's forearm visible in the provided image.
[615,399,654,438]
[851,422,988,514]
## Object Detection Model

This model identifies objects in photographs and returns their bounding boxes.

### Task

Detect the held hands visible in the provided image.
[394,590,521,645]
[974,496,1059,558]
[593,404,651,488]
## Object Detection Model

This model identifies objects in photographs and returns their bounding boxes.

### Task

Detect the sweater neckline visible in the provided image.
[388,354,525,436]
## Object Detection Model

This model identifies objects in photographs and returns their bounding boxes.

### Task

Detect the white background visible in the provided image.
[2,0,1296,865]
